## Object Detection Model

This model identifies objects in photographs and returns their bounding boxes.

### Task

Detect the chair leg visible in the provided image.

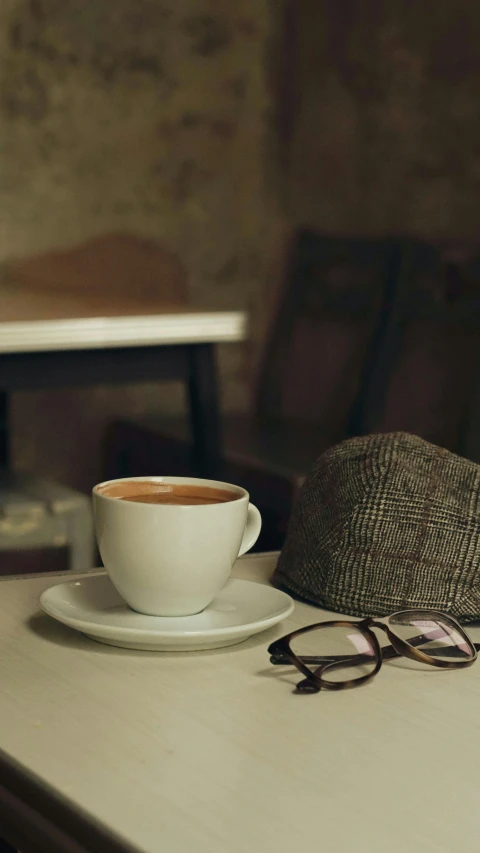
[347,242,407,436]
[457,346,480,462]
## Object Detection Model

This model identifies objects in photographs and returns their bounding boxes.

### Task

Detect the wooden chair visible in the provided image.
[104,231,403,550]
[358,239,480,457]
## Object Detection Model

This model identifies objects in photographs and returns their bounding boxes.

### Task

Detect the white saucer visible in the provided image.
[40,574,294,651]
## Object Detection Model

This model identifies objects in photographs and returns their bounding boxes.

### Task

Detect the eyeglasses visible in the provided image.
[268,610,480,694]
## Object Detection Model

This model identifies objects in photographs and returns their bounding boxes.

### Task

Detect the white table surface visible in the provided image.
[1,552,480,853]
[0,288,247,352]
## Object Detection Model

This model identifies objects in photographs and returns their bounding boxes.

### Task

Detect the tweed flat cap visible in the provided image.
[272,432,480,622]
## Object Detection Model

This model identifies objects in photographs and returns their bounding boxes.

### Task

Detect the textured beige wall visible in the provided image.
[291,1,480,239]
[5,0,480,491]
[0,0,282,490]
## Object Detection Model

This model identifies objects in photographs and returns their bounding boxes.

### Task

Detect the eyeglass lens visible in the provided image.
[290,625,378,684]
[387,611,475,662]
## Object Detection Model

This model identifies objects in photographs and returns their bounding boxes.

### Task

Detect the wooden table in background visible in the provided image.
[0,552,480,853]
[0,288,247,476]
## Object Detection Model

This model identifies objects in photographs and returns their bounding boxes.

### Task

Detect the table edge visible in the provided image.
[0,310,248,353]
[0,551,280,852]
[0,552,280,584]
[0,748,142,853]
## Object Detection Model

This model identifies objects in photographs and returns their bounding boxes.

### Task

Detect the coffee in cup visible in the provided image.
[101,480,238,506]
[93,476,262,617]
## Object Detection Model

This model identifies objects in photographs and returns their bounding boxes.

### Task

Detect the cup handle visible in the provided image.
[238,503,262,556]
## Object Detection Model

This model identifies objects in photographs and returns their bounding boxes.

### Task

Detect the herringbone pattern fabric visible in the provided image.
[272,433,480,622]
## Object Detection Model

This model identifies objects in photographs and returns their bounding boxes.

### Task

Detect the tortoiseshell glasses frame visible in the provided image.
[268,609,479,694]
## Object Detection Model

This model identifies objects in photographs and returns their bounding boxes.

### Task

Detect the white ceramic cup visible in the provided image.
[92,476,262,616]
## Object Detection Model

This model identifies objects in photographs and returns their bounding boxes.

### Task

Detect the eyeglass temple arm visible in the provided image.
[300,639,480,685]
[270,649,393,666]
[270,634,480,666]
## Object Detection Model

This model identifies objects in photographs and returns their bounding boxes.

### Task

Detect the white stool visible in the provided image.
[0,474,94,574]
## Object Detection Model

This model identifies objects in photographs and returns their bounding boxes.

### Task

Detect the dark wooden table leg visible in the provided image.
[187,344,223,478]
[0,392,9,469]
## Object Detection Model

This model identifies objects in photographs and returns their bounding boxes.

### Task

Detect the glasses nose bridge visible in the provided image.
[366,618,390,636]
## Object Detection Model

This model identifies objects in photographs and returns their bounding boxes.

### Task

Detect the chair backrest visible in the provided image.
[5,233,188,304]
[358,239,480,454]
[256,230,401,435]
